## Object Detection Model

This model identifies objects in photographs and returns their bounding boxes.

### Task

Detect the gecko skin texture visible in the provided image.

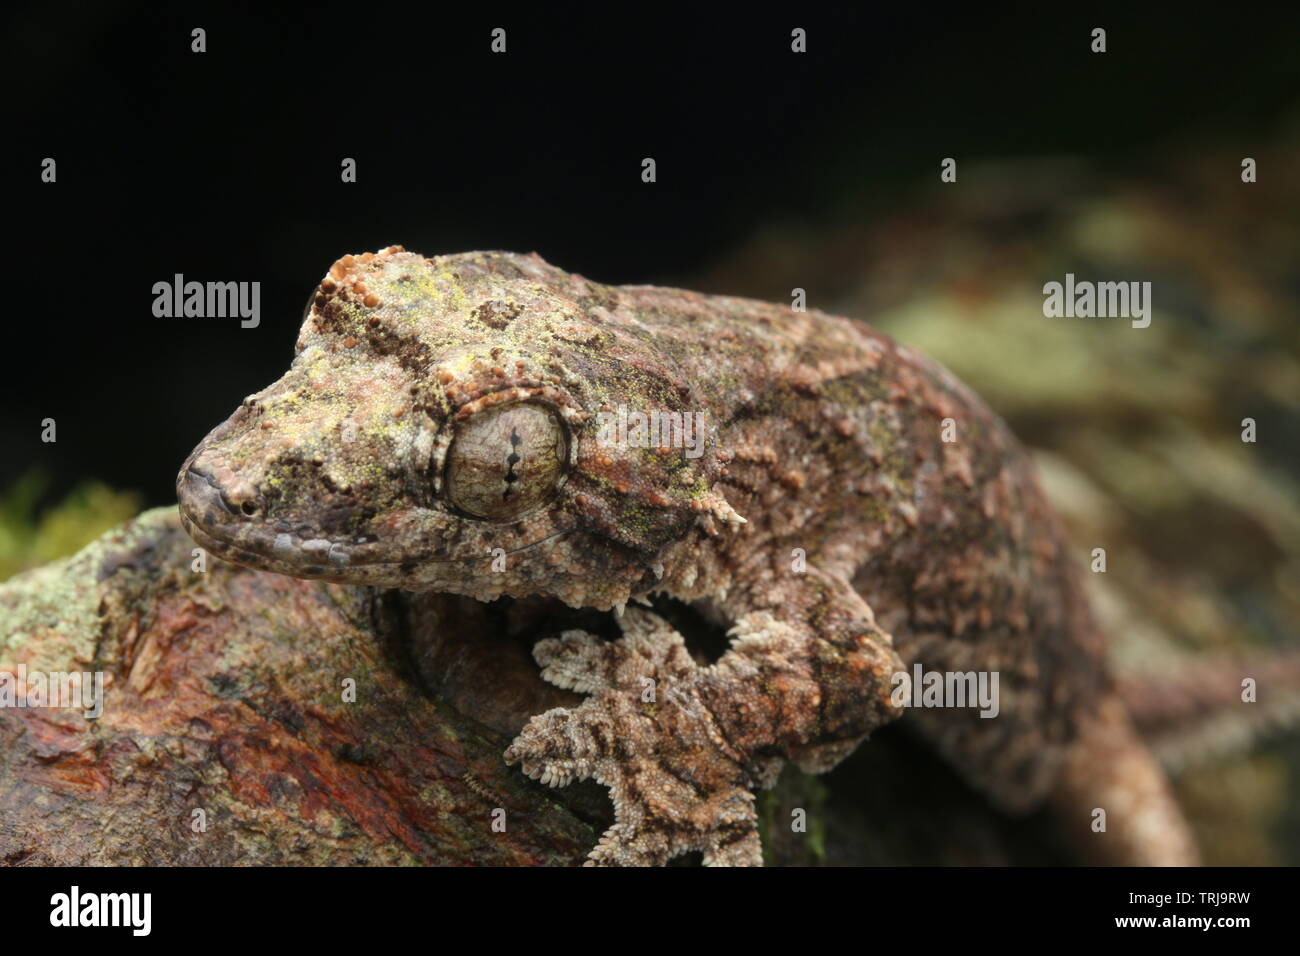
[178,247,1197,866]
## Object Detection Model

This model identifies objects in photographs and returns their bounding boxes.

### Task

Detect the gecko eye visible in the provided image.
[444,403,568,520]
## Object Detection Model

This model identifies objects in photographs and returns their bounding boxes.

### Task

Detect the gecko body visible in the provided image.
[178,246,1196,865]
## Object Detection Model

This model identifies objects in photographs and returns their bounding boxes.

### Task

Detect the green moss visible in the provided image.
[757,768,828,865]
[0,471,142,582]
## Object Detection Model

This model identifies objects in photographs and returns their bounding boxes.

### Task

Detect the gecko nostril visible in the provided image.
[240,500,259,517]
[181,465,238,520]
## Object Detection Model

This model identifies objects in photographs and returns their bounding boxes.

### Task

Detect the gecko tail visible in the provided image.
[1048,693,1199,866]
[1117,649,1300,774]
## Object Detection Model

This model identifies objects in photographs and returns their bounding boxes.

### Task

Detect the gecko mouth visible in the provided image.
[177,465,566,578]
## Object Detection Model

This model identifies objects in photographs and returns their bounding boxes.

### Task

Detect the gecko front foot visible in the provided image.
[504,607,766,866]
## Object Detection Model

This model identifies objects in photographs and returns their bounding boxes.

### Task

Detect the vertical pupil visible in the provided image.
[503,428,523,499]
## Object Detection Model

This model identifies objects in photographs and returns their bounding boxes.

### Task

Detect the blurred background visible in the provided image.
[4,3,1298,862]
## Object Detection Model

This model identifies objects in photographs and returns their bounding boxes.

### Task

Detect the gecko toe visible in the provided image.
[585,821,674,867]
[504,704,605,787]
[586,772,763,867]
[532,611,696,696]
[702,828,763,866]
[533,630,613,693]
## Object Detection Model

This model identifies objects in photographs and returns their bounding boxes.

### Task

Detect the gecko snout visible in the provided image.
[179,463,263,525]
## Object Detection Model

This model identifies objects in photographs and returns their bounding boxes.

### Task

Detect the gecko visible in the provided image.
[177,245,1198,866]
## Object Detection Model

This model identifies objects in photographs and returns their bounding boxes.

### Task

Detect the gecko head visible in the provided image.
[178,246,740,609]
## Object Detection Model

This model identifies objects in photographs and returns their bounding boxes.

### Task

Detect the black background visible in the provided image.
[6,2,1299,506]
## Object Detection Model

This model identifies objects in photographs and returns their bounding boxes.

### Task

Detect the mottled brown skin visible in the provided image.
[178,246,1196,866]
